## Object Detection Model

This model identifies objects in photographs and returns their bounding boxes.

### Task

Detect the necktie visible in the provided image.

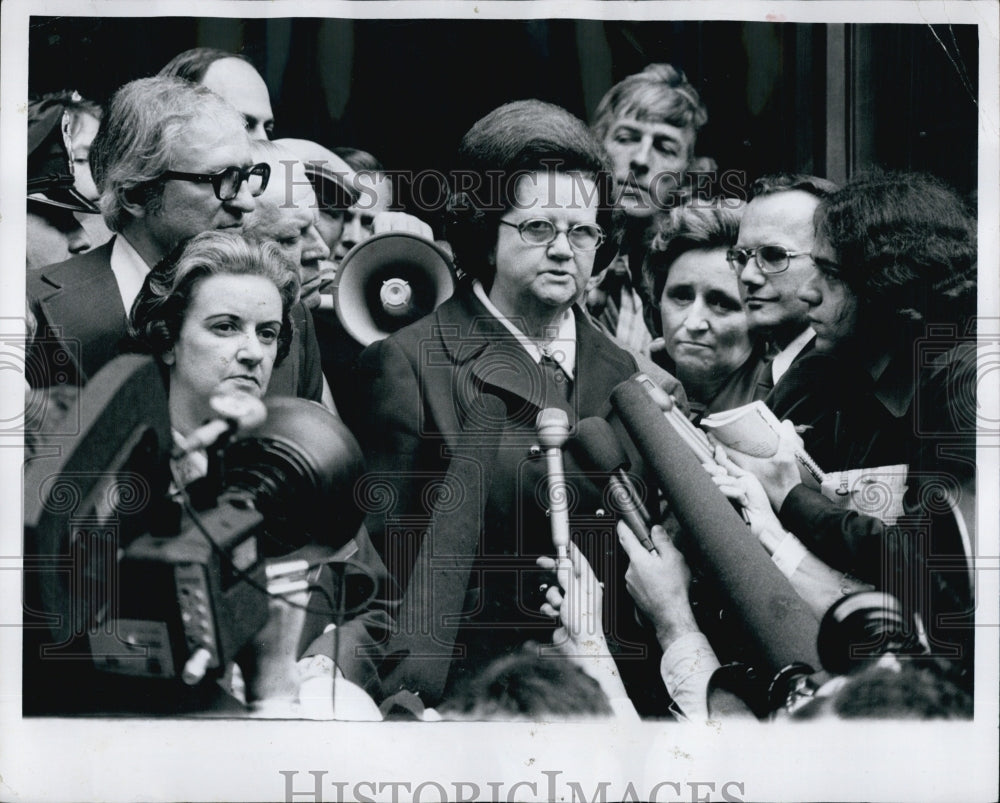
[540,353,572,404]
[753,346,778,400]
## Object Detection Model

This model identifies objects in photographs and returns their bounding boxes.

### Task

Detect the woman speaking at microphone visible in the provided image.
[347,100,680,716]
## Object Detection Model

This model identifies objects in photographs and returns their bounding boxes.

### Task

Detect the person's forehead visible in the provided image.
[738,190,820,243]
[666,248,735,288]
[71,112,100,145]
[606,115,695,144]
[258,158,315,205]
[352,173,392,208]
[190,273,281,313]
[810,230,838,260]
[201,58,273,118]
[267,203,313,236]
[171,118,252,169]
[509,171,598,217]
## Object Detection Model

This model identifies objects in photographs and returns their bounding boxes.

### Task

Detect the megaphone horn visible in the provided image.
[332,231,456,346]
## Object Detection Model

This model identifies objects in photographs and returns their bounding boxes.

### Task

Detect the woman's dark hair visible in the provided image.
[815,171,977,326]
[126,230,300,367]
[643,199,746,306]
[446,99,622,284]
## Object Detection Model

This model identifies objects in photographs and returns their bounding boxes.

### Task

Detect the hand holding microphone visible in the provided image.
[617,521,700,651]
[173,390,268,457]
[705,445,786,550]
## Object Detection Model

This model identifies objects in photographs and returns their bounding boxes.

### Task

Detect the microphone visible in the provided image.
[569,417,656,552]
[536,408,572,561]
[610,378,822,678]
[173,391,268,457]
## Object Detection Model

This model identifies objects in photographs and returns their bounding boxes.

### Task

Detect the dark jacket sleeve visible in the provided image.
[348,335,445,594]
[779,484,887,584]
[300,526,395,702]
[778,482,972,675]
[296,304,325,403]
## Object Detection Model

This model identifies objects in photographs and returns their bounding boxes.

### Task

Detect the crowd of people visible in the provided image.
[24,50,979,722]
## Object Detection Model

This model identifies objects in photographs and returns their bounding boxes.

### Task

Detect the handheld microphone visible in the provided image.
[536,408,572,562]
[610,378,822,677]
[570,417,656,552]
[173,392,268,457]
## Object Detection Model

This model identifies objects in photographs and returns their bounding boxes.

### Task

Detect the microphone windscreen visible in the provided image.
[569,417,630,475]
[610,378,822,676]
[209,390,268,430]
[535,407,571,449]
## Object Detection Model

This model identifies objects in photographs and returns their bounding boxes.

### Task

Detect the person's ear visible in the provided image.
[120,184,153,218]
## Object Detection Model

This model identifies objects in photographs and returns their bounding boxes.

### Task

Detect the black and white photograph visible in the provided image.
[1,1,998,800]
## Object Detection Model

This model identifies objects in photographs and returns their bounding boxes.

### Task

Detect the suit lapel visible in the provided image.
[34,242,127,381]
[436,291,635,424]
[435,288,572,422]
[572,306,637,418]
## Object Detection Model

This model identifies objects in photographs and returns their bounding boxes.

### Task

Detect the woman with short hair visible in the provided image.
[644,201,756,418]
[128,229,298,441]
[346,99,676,715]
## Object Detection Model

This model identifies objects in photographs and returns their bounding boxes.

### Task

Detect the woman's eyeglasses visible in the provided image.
[726,245,811,275]
[499,218,605,251]
[159,163,271,201]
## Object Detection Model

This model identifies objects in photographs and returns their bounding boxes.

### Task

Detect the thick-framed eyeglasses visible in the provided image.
[159,163,271,201]
[726,245,811,275]
[499,218,606,251]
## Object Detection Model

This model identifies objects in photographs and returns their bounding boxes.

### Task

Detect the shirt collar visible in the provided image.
[110,234,152,313]
[471,279,577,379]
[772,327,816,383]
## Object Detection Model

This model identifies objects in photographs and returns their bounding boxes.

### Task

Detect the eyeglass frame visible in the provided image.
[498,218,606,251]
[158,162,271,201]
[726,245,812,275]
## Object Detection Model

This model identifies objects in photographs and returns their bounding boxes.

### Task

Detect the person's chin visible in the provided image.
[535,277,581,304]
[746,307,784,331]
[811,333,839,354]
[671,353,717,376]
[618,193,657,219]
[223,376,264,396]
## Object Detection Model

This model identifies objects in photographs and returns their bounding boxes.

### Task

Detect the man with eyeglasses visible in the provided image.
[28,76,264,387]
[728,174,839,397]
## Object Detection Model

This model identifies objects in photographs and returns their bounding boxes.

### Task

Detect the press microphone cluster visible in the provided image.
[610,377,823,678]
[569,417,656,552]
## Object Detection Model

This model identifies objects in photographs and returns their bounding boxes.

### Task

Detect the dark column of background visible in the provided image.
[29,16,979,203]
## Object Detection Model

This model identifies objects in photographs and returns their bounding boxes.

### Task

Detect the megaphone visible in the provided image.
[332,231,455,345]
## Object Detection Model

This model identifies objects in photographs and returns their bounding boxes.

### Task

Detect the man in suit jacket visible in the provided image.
[730,174,840,399]
[27,76,324,403]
